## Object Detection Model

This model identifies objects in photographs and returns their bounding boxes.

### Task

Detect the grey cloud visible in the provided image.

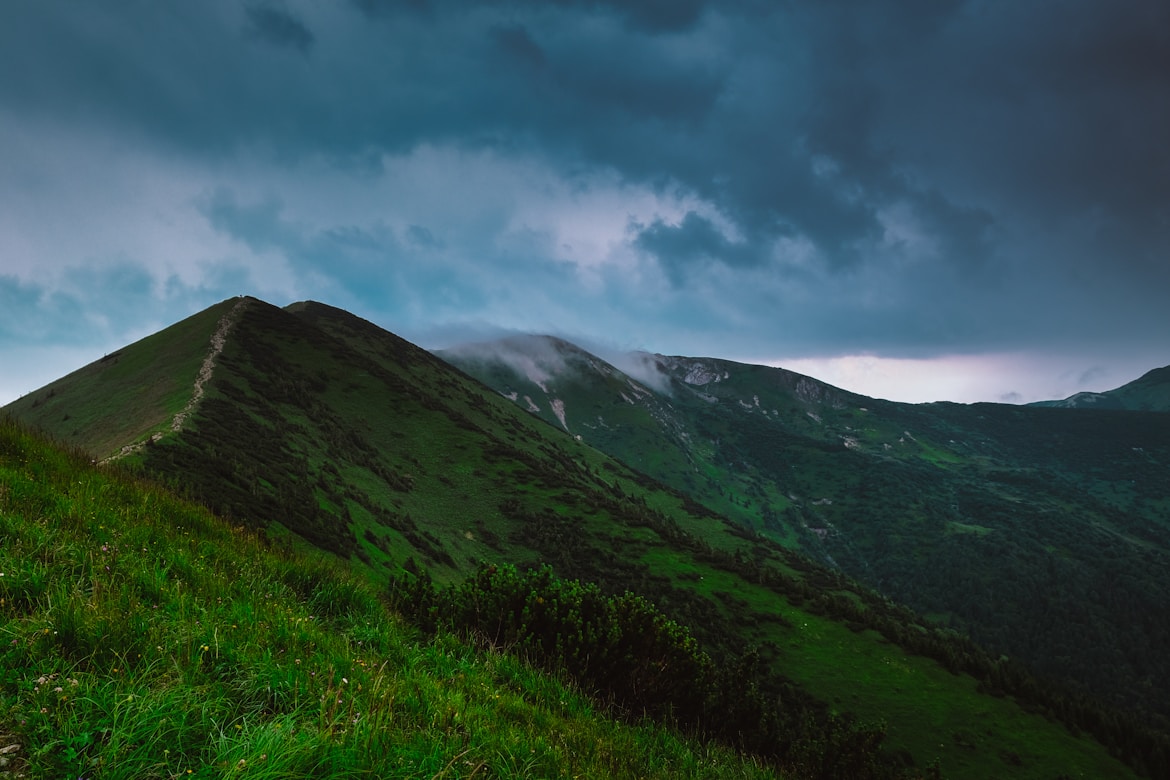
[602,350,675,395]
[244,4,315,53]
[491,24,545,69]
[1077,366,1108,387]
[201,189,400,278]
[202,190,290,254]
[0,276,86,346]
[543,0,708,33]
[406,225,443,250]
[633,212,759,285]
[0,266,227,348]
[349,0,433,20]
[357,0,708,32]
[553,38,724,124]
[614,0,708,32]
[3,0,1169,370]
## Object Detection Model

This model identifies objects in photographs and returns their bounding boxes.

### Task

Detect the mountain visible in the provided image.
[1031,365,1170,411]
[4,296,1167,778]
[0,417,783,780]
[442,335,1170,723]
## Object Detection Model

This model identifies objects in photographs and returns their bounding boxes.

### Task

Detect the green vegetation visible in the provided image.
[3,296,1164,778]
[1031,365,1170,411]
[389,564,919,779]
[5,298,237,460]
[449,339,1170,728]
[0,419,781,778]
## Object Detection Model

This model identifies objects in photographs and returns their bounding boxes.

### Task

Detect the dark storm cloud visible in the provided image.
[545,0,708,33]
[2,0,1168,383]
[201,189,400,281]
[634,212,759,285]
[353,0,706,32]
[244,4,315,53]
[490,24,546,68]
[349,0,433,19]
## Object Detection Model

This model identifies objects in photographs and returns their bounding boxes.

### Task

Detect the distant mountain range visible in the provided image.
[4,296,1169,778]
[1031,366,1170,411]
[443,334,1170,719]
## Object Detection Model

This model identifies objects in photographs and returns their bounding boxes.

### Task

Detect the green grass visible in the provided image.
[2,299,236,459]
[636,548,1140,780]
[446,333,1170,737]
[6,297,1167,778]
[944,522,993,537]
[0,419,781,779]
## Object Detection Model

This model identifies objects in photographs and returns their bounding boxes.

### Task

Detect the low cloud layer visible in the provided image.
[2,0,1168,404]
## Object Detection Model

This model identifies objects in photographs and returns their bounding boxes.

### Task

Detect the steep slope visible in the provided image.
[4,297,1165,778]
[1032,365,1170,411]
[3,297,245,460]
[0,418,782,780]
[438,338,854,536]
[444,337,1170,727]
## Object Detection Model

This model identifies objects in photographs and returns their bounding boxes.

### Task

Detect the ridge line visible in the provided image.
[101,297,249,463]
[170,296,249,434]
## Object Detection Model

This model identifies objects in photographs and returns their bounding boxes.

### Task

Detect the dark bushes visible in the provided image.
[389,563,917,780]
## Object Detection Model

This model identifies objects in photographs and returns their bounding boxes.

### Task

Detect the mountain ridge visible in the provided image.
[4,296,1169,778]
[442,330,1170,726]
[1031,365,1170,411]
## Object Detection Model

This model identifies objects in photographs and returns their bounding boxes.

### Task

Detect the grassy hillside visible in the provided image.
[445,338,1170,725]
[0,418,784,779]
[4,298,242,461]
[3,297,1162,778]
[1031,365,1170,411]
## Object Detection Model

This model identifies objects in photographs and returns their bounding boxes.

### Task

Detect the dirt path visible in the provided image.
[103,297,248,462]
[169,297,248,433]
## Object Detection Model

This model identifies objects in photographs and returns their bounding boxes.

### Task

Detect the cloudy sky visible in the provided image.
[2,0,1168,405]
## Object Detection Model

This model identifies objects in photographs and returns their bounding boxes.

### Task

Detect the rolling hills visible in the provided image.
[4,295,1167,778]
